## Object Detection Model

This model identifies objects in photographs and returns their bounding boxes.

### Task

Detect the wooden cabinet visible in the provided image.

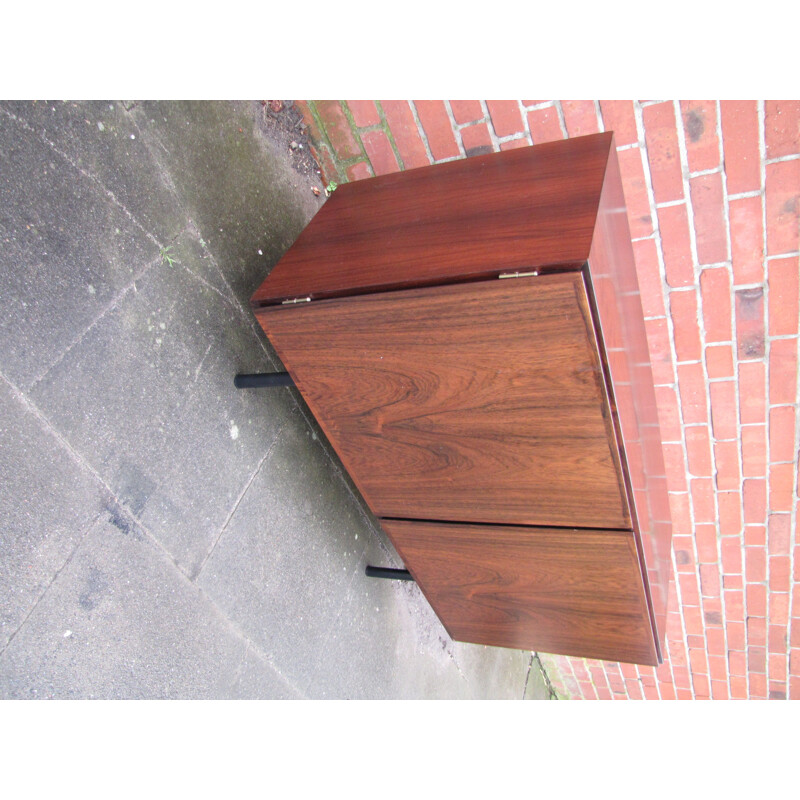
[251,132,672,666]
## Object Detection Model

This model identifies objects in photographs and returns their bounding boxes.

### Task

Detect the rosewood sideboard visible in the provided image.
[248,132,672,666]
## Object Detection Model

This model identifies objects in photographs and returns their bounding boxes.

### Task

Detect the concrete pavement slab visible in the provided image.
[0,100,186,244]
[0,377,104,650]
[0,109,160,390]
[0,515,299,699]
[29,227,295,576]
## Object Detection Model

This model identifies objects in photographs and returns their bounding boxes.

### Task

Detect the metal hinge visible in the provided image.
[498,270,539,279]
[281,296,312,305]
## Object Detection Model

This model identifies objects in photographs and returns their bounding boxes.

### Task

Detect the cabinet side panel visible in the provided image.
[587,141,672,657]
[257,273,630,530]
[384,520,659,665]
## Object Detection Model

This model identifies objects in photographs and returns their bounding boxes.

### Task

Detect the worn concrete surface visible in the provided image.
[0,100,554,699]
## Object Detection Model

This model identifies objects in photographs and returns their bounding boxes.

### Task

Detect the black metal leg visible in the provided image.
[234,372,294,389]
[365,566,415,581]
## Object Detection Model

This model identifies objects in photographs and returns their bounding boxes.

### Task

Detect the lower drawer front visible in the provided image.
[382,520,658,666]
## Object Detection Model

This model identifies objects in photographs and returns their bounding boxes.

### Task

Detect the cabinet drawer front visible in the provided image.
[258,272,629,530]
[383,519,658,666]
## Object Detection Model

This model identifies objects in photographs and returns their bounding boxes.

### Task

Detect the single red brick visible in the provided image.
[561,100,600,138]
[729,195,765,286]
[658,203,695,287]
[485,100,525,138]
[345,160,373,181]
[414,100,460,160]
[743,478,767,523]
[710,679,729,699]
[655,385,683,441]
[738,360,766,424]
[769,622,787,652]
[769,463,794,512]
[708,652,727,680]
[741,424,767,477]
[380,100,429,169]
[448,100,483,125]
[685,425,712,476]
[599,100,638,147]
[730,675,748,698]
[645,317,675,385]
[526,106,563,145]
[768,653,787,682]
[747,582,768,616]
[727,619,746,649]
[705,344,734,379]
[669,492,692,538]
[619,147,654,239]
[681,100,721,173]
[315,100,362,160]
[735,287,766,360]
[768,256,800,336]
[745,546,767,583]
[723,573,743,590]
[721,536,744,577]
[678,362,708,424]
[643,102,684,203]
[770,593,789,626]
[670,289,702,362]
[700,563,721,598]
[768,513,791,554]
[791,675,800,699]
[689,647,709,675]
[695,523,719,563]
[769,338,798,405]
[700,267,732,343]
[345,100,381,128]
[748,645,767,673]
[710,380,738,440]
[749,672,767,696]
[683,604,704,635]
[680,574,703,611]
[459,122,493,157]
[718,490,743,537]
[662,443,688,492]
[361,129,400,176]
[720,101,761,195]
[690,172,729,265]
[766,158,800,256]
[769,406,796,463]
[632,237,665,316]
[714,439,741,490]
[690,477,716,523]
[765,100,800,159]
[659,681,677,700]
[499,138,529,152]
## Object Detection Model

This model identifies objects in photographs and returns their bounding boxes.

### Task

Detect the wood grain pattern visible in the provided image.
[251,133,614,306]
[383,519,659,665]
[257,272,630,529]
[586,138,672,660]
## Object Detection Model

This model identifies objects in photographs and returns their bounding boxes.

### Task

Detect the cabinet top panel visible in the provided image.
[251,133,614,307]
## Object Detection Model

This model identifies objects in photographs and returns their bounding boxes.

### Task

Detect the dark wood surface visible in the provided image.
[251,133,614,306]
[258,272,630,530]
[383,519,659,665]
[586,139,672,659]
